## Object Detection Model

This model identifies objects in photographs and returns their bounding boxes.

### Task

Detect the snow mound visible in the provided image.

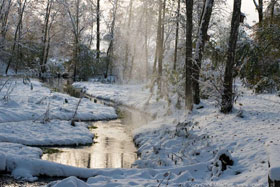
[267,141,280,181]
[0,120,94,146]
[49,176,91,187]
[0,142,42,158]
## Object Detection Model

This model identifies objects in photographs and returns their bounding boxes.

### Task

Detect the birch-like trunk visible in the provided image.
[173,0,180,71]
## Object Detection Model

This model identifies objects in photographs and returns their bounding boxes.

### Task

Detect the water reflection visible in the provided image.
[42,120,138,168]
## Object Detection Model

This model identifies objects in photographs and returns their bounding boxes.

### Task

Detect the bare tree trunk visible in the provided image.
[192,0,214,104]
[185,0,193,111]
[0,0,12,42]
[270,0,277,24]
[106,0,118,78]
[96,0,100,63]
[221,0,242,113]
[5,0,26,74]
[153,0,163,75]
[144,0,149,80]
[40,0,53,76]
[129,12,144,80]
[253,0,263,24]
[73,0,80,81]
[173,0,180,71]
[123,0,133,80]
[129,42,136,79]
[0,0,4,16]
[158,0,166,93]
[16,2,23,74]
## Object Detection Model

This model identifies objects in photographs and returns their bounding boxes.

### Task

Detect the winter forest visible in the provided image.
[0,0,280,186]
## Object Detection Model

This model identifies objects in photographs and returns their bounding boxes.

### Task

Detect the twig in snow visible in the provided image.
[0,78,11,93]
[71,97,82,126]
[2,81,16,102]
[157,172,170,187]
[42,99,51,124]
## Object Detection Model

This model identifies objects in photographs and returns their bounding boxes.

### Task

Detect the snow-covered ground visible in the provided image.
[66,81,280,186]
[0,120,94,146]
[1,79,279,186]
[0,79,117,123]
[0,78,117,146]
[73,82,167,117]
[0,60,15,75]
[0,78,119,182]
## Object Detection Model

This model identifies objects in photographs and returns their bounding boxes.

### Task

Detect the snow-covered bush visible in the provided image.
[210,149,234,179]
[253,77,280,94]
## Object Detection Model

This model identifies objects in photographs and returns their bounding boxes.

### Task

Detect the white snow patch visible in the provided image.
[72,82,166,117]
[267,141,280,181]
[0,79,117,123]
[0,120,94,146]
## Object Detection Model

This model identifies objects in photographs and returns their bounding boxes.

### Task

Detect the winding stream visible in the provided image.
[41,78,148,169]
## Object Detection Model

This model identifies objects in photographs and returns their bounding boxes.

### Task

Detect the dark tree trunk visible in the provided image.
[40,0,53,76]
[96,0,100,63]
[173,0,180,71]
[5,0,26,74]
[0,0,12,43]
[192,0,214,104]
[73,0,80,81]
[185,0,193,111]
[253,0,263,24]
[270,0,276,24]
[221,0,242,113]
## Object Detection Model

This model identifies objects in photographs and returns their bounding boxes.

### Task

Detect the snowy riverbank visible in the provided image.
[0,78,118,181]
[0,79,117,123]
[1,79,279,186]
[66,81,280,186]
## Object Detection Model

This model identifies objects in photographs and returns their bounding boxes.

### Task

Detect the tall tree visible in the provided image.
[253,0,263,24]
[123,0,133,80]
[106,0,119,78]
[185,0,193,111]
[40,0,54,76]
[96,0,100,63]
[157,0,166,93]
[153,0,163,74]
[5,0,27,74]
[192,0,214,104]
[269,0,277,24]
[0,0,12,46]
[144,0,149,80]
[173,0,180,70]
[221,0,242,113]
[62,0,83,81]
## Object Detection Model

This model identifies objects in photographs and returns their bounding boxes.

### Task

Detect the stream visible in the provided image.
[0,77,150,186]
[41,78,148,169]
